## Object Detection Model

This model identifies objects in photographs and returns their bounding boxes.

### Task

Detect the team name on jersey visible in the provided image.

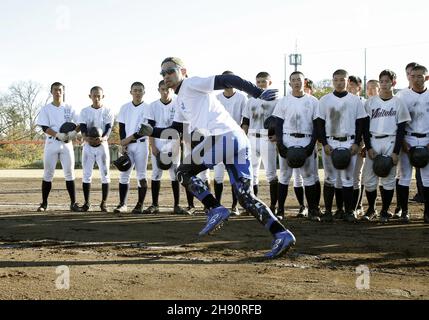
[371,108,397,119]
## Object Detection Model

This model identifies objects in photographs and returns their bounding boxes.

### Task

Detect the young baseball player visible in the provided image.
[241,72,279,214]
[366,80,380,98]
[134,57,295,259]
[396,64,429,223]
[292,77,321,218]
[394,62,422,218]
[347,75,366,216]
[362,70,411,222]
[272,71,320,221]
[78,86,114,212]
[317,69,367,223]
[115,82,150,214]
[144,80,188,215]
[214,71,248,216]
[36,82,82,212]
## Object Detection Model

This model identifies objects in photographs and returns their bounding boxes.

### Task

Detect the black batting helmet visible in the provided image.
[331,147,352,170]
[113,153,132,172]
[156,152,173,170]
[373,154,394,177]
[87,127,103,138]
[409,146,429,168]
[286,146,307,168]
[59,122,77,134]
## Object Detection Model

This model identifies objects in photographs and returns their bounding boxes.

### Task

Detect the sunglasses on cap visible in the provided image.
[160,67,181,77]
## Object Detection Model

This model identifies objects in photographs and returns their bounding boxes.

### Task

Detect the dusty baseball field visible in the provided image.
[0,169,428,300]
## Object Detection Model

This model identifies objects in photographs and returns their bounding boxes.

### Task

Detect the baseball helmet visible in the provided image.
[156,151,173,170]
[59,122,77,134]
[113,153,132,172]
[331,147,352,170]
[286,146,307,168]
[87,127,103,138]
[373,154,394,177]
[409,146,429,168]
[86,127,103,147]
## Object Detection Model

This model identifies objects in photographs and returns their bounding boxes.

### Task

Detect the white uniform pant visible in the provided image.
[151,139,180,181]
[399,135,429,187]
[119,139,149,186]
[362,136,396,192]
[82,141,111,184]
[322,138,357,188]
[279,136,316,186]
[335,152,364,189]
[43,138,75,182]
[249,134,278,185]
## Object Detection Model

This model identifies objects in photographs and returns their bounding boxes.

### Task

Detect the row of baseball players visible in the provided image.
[36,64,429,225]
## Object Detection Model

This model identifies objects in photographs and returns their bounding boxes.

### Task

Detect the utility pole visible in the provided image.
[284,54,287,96]
[363,48,367,97]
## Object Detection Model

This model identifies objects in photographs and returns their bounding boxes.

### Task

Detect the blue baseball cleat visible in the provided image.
[265,230,296,259]
[199,206,230,236]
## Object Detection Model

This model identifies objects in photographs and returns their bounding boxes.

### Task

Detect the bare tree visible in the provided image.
[3,81,49,140]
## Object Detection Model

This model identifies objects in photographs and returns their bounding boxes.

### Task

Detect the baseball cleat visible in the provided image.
[37,203,47,212]
[114,204,128,213]
[361,208,378,222]
[100,201,108,212]
[400,211,410,223]
[230,206,240,216]
[70,203,83,212]
[198,206,230,236]
[321,211,334,222]
[344,211,357,223]
[265,230,296,259]
[333,209,345,220]
[297,205,308,218]
[392,207,402,219]
[380,210,390,223]
[142,205,159,215]
[80,203,91,212]
[173,205,190,215]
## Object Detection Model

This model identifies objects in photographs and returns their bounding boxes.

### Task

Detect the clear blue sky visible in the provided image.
[1,0,428,113]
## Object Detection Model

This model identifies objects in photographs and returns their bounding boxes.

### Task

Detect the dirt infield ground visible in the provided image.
[0,170,428,300]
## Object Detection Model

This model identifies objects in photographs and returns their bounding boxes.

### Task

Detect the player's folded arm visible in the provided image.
[354,117,366,145]
[394,122,407,154]
[362,116,372,150]
[316,117,328,146]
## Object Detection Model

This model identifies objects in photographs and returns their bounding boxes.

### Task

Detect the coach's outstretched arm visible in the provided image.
[136,121,184,139]
[214,74,278,100]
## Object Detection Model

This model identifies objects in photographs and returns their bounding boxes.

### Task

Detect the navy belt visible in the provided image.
[328,135,355,142]
[406,132,428,138]
[370,134,389,139]
[286,133,311,138]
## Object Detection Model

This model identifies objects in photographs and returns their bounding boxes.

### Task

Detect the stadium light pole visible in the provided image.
[289,53,302,72]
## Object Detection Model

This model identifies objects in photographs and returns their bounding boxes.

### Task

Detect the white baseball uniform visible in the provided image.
[146,98,181,181]
[272,93,319,186]
[362,95,411,191]
[242,97,278,185]
[213,91,248,183]
[318,92,367,187]
[79,105,114,184]
[396,88,429,187]
[37,103,79,182]
[117,101,150,185]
